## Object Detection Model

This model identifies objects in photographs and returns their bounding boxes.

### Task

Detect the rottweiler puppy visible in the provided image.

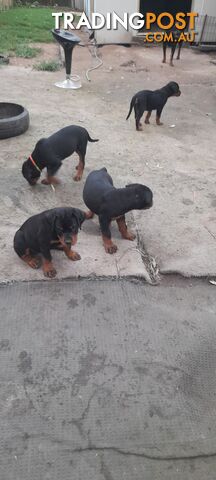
[162,30,184,66]
[83,168,153,254]
[126,81,181,131]
[22,125,99,186]
[14,207,86,278]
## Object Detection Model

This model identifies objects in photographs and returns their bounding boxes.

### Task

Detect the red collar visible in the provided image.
[29,154,41,173]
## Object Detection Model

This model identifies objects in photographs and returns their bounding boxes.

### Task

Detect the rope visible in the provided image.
[85,40,103,82]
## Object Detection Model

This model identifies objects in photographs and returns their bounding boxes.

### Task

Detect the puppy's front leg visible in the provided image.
[58,235,81,261]
[99,214,117,254]
[117,216,136,241]
[41,163,61,186]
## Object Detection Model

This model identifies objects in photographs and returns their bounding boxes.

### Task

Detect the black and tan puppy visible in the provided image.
[83,168,153,254]
[14,207,86,278]
[126,81,181,131]
[162,30,184,67]
[22,125,98,186]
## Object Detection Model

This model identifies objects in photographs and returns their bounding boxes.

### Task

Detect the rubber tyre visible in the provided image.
[0,103,30,140]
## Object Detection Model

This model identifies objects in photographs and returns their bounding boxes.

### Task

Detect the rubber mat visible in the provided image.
[0,280,215,479]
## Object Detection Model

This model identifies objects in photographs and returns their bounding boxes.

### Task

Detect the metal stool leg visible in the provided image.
[52,29,82,89]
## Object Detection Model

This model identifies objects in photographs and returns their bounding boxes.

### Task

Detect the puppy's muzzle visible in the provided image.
[28,178,38,186]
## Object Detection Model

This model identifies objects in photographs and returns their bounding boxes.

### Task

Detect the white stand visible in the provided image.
[55,74,82,89]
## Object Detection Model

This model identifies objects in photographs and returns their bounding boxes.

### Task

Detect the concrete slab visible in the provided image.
[0,44,216,279]
[0,217,148,282]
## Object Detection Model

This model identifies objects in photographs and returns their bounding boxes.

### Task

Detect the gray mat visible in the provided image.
[0,279,216,479]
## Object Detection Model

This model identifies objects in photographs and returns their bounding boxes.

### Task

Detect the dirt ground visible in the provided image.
[7,42,59,68]
[0,37,216,281]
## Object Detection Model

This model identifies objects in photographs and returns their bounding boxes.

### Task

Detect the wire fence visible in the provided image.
[195,15,216,44]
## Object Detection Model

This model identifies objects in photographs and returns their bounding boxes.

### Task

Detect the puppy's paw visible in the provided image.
[105,243,118,254]
[44,269,57,278]
[28,257,41,269]
[73,174,82,182]
[85,210,94,220]
[67,251,81,261]
[22,254,41,269]
[124,231,136,241]
[51,177,60,185]
[41,177,60,185]
[43,266,57,278]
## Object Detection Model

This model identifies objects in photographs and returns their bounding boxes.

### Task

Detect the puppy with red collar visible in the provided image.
[22,125,98,186]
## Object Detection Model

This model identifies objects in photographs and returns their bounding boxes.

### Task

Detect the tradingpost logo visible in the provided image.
[142,12,198,43]
[52,11,198,42]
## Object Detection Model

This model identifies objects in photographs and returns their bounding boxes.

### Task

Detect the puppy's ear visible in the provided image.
[22,161,28,180]
[170,82,179,94]
[53,215,64,237]
[72,209,86,230]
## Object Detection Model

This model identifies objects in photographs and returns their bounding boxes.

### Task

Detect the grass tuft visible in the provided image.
[33,60,61,71]
[15,44,42,58]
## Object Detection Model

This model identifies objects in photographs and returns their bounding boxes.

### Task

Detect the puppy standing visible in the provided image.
[162,30,184,66]
[83,168,153,254]
[22,125,98,186]
[126,81,181,131]
[14,207,86,278]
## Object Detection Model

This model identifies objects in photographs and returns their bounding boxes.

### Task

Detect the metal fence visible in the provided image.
[0,0,13,9]
[195,15,216,44]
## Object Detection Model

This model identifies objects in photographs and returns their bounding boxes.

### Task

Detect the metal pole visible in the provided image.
[199,14,208,45]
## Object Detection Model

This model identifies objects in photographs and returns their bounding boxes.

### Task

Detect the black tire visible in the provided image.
[0,103,30,140]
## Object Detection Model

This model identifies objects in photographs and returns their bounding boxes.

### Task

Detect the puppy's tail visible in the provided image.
[126,97,135,120]
[87,133,99,143]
